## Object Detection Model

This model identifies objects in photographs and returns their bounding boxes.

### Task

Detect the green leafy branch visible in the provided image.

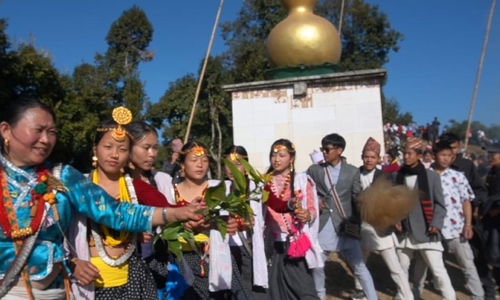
[156,158,271,260]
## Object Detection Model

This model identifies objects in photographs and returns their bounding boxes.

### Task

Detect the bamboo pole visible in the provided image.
[184,0,225,143]
[338,0,346,34]
[464,0,496,150]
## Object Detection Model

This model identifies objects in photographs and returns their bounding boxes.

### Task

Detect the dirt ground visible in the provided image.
[325,251,477,300]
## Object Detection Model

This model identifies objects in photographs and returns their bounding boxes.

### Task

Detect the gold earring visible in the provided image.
[3,139,9,151]
[92,151,98,168]
[180,165,185,177]
[128,162,135,170]
[290,161,294,173]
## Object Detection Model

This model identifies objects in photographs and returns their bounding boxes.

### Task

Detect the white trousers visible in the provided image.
[355,247,414,300]
[413,237,484,300]
[3,286,66,300]
[397,248,456,300]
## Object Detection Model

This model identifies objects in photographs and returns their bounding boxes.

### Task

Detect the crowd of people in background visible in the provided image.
[384,117,443,148]
[383,117,492,179]
[2,97,500,300]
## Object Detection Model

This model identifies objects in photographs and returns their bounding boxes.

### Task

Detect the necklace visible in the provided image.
[174,184,207,207]
[270,173,291,200]
[90,172,138,267]
[0,164,49,240]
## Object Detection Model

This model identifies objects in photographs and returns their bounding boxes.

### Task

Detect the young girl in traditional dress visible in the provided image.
[168,141,251,300]
[126,121,174,299]
[264,139,322,300]
[69,114,178,299]
[218,145,269,300]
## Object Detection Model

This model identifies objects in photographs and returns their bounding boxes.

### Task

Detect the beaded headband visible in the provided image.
[273,144,295,153]
[229,146,248,161]
[180,142,207,157]
[96,106,133,142]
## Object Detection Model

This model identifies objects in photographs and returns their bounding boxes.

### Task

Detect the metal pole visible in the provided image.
[464,0,496,150]
[184,0,225,143]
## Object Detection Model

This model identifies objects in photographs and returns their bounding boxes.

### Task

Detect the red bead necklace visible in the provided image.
[0,164,48,240]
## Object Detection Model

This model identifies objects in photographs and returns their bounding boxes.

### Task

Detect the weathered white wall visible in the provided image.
[230,77,385,173]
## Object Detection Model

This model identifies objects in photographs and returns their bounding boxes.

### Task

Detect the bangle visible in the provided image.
[162,207,168,224]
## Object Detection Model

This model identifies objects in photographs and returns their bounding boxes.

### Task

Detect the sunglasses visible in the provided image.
[320,146,337,153]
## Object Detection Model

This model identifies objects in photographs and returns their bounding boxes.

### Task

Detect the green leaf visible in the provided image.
[222,158,247,193]
[160,223,183,241]
[167,240,183,260]
[237,157,264,184]
[262,189,270,203]
[205,180,226,209]
[215,217,228,239]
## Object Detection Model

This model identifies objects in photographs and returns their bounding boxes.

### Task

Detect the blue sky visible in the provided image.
[0,0,498,127]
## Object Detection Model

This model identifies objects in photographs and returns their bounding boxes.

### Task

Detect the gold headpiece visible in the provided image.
[273,144,296,153]
[180,142,207,157]
[229,146,248,161]
[97,106,133,142]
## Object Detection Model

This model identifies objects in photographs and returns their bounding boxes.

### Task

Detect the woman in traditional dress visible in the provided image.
[126,120,174,299]
[69,114,176,299]
[221,145,269,300]
[168,141,250,300]
[0,98,199,300]
[264,139,322,300]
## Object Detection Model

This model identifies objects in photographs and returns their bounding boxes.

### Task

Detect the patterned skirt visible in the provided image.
[176,251,251,300]
[95,254,158,300]
[230,246,270,300]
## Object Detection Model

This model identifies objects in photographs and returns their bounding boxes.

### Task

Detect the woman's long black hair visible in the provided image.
[267,139,296,196]
[125,121,159,189]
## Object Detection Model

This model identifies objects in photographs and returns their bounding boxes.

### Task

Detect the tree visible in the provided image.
[381,95,413,125]
[448,119,500,145]
[146,56,234,179]
[0,19,66,109]
[100,5,154,117]
[221,0,403,83]
[105,5,154,76]
[316,0,403,71]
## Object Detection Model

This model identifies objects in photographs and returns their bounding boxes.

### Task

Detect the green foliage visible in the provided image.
[105,5,154,75]
[146,56,234,178]
[221,0,403,83]
[0,6,153,171]
[381,95,413,125]
[221,158,247,193]
[316,0,403,71]
[0,20,66,109]
[157,158,268,260]
[448,119,500,145]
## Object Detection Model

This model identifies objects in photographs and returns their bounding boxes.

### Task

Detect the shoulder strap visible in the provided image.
[324,166,347,220]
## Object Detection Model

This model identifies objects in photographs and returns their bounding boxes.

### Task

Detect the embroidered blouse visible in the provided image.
[0,158,155,282]
[265,173,316,235]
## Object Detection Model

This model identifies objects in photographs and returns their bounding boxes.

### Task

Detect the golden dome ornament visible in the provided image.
[266,0,342,68]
